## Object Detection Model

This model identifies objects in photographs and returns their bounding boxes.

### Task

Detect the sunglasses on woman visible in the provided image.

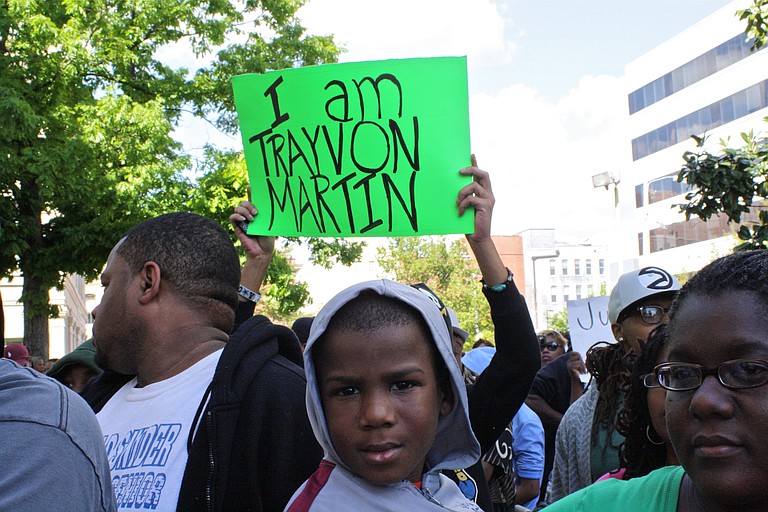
[537,336,561,351]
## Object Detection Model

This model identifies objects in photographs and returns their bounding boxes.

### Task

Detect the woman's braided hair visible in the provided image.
[616,325,669,478]
[586,341,636,452]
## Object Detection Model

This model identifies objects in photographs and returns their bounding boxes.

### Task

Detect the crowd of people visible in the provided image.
[2,157,768,512]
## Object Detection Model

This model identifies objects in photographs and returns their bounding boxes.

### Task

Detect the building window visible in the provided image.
[574,259,581,275]
[549,259,556,276]
[635,183,644,208]
[588,284,594,297]
[631,78,768,161]
[576,285,582,299]
[628,32,764,114]
[563,285,570,302]
[638,232,644,256]
[551,286,557,303]
[599,259,605,275]
[648,173,694,204]
[649,206,763,253]
[586,259,592,275]
[562,259,568,276]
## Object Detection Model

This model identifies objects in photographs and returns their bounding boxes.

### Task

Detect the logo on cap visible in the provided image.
[638,267,675,290]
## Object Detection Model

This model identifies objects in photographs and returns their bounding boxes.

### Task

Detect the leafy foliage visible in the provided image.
[738,0,768,50]
[1,0,341,354]
[259,247,311,321]
[677,132,768,251]
[377,236,493,345]
[547,307,569,334]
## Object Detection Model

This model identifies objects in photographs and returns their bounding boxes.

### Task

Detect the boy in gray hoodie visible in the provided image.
[285,278,484,511]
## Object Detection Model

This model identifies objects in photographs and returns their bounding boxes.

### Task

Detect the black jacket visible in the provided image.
[445,282,541,511]
[83,315,323,512]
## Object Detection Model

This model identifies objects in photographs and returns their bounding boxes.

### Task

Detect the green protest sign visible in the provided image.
[231,56,472,237]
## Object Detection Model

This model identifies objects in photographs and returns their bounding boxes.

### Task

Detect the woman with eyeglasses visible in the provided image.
[597,325,679,481]
[547,267,680,504]
[545,250,768,512]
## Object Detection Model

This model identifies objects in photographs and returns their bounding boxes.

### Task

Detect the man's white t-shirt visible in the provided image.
[97,349,222,511]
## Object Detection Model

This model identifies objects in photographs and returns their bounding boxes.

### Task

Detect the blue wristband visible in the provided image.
[483,268,513,293]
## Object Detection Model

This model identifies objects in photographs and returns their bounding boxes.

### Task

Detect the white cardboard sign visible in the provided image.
[566,296,615,358]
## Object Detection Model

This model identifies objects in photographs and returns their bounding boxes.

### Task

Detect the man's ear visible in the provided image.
[137,261,161,305]
[611,323,623,342]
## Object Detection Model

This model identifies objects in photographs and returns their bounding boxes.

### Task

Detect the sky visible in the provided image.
[171,0,737,245]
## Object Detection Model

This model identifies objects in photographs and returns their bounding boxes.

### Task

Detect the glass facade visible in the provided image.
[629,33,764,114]
[647,207,762,253]
[647,173,695,205]
[631,79,768,160]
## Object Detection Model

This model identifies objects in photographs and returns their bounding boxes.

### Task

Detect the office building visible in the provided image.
[617,0,768,276]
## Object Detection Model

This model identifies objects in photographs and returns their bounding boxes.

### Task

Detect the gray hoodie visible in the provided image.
[285,279,483,511]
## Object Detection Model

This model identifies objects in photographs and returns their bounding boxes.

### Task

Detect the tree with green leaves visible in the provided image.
[0,0,343,357]
[377,235,493,347]
[677,0,768,251]
[740,0,768,50]
[547,307,569,334]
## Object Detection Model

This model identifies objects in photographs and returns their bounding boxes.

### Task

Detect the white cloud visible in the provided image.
[467,74,628,243]
[298,0,513,65]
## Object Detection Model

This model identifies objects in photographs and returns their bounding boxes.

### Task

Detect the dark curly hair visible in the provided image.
[617,325,669,478]
[586,341,636,459]
[669,250,768,325]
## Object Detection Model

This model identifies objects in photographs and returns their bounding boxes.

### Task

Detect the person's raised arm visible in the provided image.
[456,155,541,451]
[229,199,275,331]
[457,154,507,287]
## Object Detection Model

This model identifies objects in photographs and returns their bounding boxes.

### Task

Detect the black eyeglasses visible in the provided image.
[640,372,660,388]
[654,359,768,391]
[631,305,670,325]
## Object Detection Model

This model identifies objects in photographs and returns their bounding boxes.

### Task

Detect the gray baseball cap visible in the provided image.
[608,266,681,324]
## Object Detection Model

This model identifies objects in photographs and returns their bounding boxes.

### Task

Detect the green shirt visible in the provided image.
[545,466,684,512]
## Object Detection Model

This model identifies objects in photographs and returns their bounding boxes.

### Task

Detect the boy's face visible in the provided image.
[316,321,452,486]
